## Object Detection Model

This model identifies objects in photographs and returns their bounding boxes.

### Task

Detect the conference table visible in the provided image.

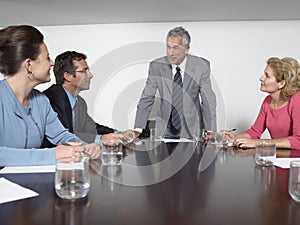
[1,139,300,225]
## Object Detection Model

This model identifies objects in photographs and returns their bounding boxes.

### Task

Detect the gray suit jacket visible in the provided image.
[134,54,217,138]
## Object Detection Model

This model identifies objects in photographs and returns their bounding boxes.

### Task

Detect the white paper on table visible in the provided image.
[0,165,55,174]
[274,158,300,169]
[163,138,194,143]
[0,178,39,204]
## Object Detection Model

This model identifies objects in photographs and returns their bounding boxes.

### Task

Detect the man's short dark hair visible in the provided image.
[54,51,87,84]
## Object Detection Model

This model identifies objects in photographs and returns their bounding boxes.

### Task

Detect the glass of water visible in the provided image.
[55,156,90,200]
[193,129,206,143]
[208,131,228,147]
[289,161,300,204]
[101,140,123,166]
[255,142,276,166]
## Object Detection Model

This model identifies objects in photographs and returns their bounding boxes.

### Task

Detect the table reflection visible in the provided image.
[257,165,292,224]
[137,141,216,224]
[92,140,205,186]
[54,197,90,225]
[254,165,276,191]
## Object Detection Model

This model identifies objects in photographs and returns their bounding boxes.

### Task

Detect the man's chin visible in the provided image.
[168,59,177,64]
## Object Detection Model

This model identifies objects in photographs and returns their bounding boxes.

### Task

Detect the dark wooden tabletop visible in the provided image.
[1,140,300,225]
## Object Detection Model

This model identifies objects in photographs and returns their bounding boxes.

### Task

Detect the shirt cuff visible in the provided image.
[133,128,143,133]
[95,134,102,146]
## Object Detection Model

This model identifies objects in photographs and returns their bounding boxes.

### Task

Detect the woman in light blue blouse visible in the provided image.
[0,25,100,166]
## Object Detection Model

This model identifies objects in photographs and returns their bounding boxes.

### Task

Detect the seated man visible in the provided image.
[42,51,118,147]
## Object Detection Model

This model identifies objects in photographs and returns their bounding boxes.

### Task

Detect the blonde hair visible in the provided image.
[267,57,300,102]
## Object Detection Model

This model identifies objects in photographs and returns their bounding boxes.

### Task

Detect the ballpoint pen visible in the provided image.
[61,142,91,157]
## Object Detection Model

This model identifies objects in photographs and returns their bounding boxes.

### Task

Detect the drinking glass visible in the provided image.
[55,156,90,200]
[255,142,276,166]
[193,129,206,142]
[209,131,228,147]
[289,161,300,204]
[101,140,123,165]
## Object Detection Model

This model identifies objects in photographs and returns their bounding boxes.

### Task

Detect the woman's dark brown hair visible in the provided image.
[0,25,44,76]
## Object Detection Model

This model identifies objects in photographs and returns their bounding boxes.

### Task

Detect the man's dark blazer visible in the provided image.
[41,84,114,147]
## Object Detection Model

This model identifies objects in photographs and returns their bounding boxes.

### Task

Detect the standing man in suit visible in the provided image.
[134,26,217,139]
[42,51,118,147]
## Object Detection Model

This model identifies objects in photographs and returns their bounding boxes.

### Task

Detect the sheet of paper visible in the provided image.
[163,138,194,143]
[0,178,39,204]
[274,158,300,169]
[0,165,55,174]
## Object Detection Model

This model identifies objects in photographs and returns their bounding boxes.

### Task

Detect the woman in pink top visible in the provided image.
[227,57,300,150]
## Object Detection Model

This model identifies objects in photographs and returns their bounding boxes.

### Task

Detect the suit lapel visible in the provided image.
[183,55,196,88]
[182,55,197,120]
[160,58,173,92]
[60,87,74,131]
[49,85,73,131]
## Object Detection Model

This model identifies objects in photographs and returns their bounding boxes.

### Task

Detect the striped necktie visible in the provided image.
[171,66,183,131]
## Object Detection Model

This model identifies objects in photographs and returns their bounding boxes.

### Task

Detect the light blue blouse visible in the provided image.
[0,80,78,166]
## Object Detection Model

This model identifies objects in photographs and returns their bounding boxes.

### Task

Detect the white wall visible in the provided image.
[4,21,300,135]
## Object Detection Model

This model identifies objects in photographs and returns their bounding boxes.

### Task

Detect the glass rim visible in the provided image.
[290,160,300,166]
[56,155,88,163]
[101,139,122,145]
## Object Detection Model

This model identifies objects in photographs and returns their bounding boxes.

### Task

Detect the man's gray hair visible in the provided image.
[167,26,191,47]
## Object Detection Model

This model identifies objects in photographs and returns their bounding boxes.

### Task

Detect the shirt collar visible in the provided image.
[171,56,187,75]
[63,86,77,109]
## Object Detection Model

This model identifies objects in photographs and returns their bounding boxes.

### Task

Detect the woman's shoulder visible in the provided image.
[291,91,300,100]
[262,95,272,105]
[30,89,51,105]
[288,92,300,106]
[31,88,45,97]
[258,95,272,112]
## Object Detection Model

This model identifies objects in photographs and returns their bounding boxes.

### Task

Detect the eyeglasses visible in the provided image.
[74,68,91,75]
